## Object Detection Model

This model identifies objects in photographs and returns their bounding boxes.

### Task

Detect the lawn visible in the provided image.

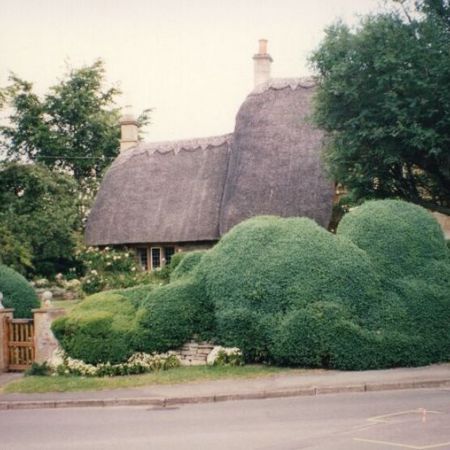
[2,365,312,394]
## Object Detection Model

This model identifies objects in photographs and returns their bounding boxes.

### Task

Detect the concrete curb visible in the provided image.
[1,378,449,411]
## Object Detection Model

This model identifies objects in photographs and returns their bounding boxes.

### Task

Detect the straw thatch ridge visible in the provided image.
[85,135,233,245]
[219,79,334,233]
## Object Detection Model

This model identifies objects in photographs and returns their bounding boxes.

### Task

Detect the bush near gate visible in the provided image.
[0,264,39,318]
[52,292,138,364]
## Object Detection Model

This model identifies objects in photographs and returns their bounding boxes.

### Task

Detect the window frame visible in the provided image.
[135,246,149,271]
[150,246,162,270]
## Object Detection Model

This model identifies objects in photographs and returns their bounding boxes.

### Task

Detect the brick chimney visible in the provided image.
[119,105,138,152]
[253,39,273,87]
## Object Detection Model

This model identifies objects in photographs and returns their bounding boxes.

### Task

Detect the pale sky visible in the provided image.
[1,0,383,141]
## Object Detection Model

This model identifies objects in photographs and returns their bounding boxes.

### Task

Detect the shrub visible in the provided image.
[270,302,347,368]
[78,246,159,294]
[0,264,39,318]
[25,362,50,376]
[197,216,382,361]
[337,200,447,278]
[52,292,138,364]
[201,216,381,318]
[214,308,277,361]
[113,283,157,307]
[135,274,214,353]
[50,350,180,377]
[170,251,206,281]
[207,347,244,366]
[337,200,450,366]
[269,302,423,370]
[168,252,186,272]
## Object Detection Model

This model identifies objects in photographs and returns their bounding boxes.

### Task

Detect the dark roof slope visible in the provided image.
[219,78,334,233]
[85,135,232,245]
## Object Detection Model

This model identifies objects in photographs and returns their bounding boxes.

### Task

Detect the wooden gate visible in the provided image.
[6,318,34,371]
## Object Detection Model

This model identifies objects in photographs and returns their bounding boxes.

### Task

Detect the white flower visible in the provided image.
[207,346,224,365]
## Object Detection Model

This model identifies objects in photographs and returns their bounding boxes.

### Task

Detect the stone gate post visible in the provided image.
[32,307,66,365]
[0,308,14,373]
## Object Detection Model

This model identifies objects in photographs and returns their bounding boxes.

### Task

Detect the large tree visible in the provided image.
[1,60,121,181]
[0,60,150,218]
[310,0,450,212]
[0,163,79,276]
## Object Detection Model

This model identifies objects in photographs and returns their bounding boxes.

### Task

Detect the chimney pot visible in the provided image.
[253,39,273,87]
[119,105,139,152]
[258,39,268,54]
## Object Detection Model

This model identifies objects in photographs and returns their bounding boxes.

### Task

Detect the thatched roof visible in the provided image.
[85,135,232,245]
[86,78,334,246]
[220,78,334,233]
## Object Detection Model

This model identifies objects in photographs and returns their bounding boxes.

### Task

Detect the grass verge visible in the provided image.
[2,365,312,394]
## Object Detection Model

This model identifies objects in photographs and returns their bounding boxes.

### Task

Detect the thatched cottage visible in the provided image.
[85,40,334,270]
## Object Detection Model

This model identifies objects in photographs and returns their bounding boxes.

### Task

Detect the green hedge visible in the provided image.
[337,200,450,366]
[53,201,450,370]
[337,200,447,278]
[135,274,214,353]
[0,264,39,318]
[52,293,138,364]
[170,251,206,281]
[201,216,382,316]
[195,216,385,363]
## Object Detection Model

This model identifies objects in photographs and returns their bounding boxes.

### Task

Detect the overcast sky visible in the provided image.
[1,0,383,141]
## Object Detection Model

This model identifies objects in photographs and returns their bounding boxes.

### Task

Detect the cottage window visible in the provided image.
[164,246,175,265]
[136,247,148,271]
[151,247,161,269]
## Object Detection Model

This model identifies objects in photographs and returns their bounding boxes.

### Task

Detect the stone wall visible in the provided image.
[172,341,214,366]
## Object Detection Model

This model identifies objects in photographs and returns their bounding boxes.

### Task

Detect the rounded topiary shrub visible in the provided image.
[0,264,39,318]
[337,200,447,278]
[200,216,381,318]
[52,292,138,364]
[135,274,214,353]
[170,251,206,281]
[197,216,383,361]
[337,200,450,366]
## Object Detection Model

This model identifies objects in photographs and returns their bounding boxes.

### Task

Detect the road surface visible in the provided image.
[1,388,449,449]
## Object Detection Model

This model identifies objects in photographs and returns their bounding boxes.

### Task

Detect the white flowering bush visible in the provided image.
[48,349,181,377]
[206,347,244,366]
[78,246,157,295]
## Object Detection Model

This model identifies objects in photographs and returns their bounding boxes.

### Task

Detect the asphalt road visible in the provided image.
[1,388,449,450]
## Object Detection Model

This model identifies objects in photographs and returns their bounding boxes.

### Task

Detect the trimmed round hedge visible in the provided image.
[52,292,138,364]
[336,200,450,366]
[337,200,447,278]
[200,216,381,317]
[0,264,39,318]
[197,216,383,360]
[52,201,450,370]
[135,274,215,353]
